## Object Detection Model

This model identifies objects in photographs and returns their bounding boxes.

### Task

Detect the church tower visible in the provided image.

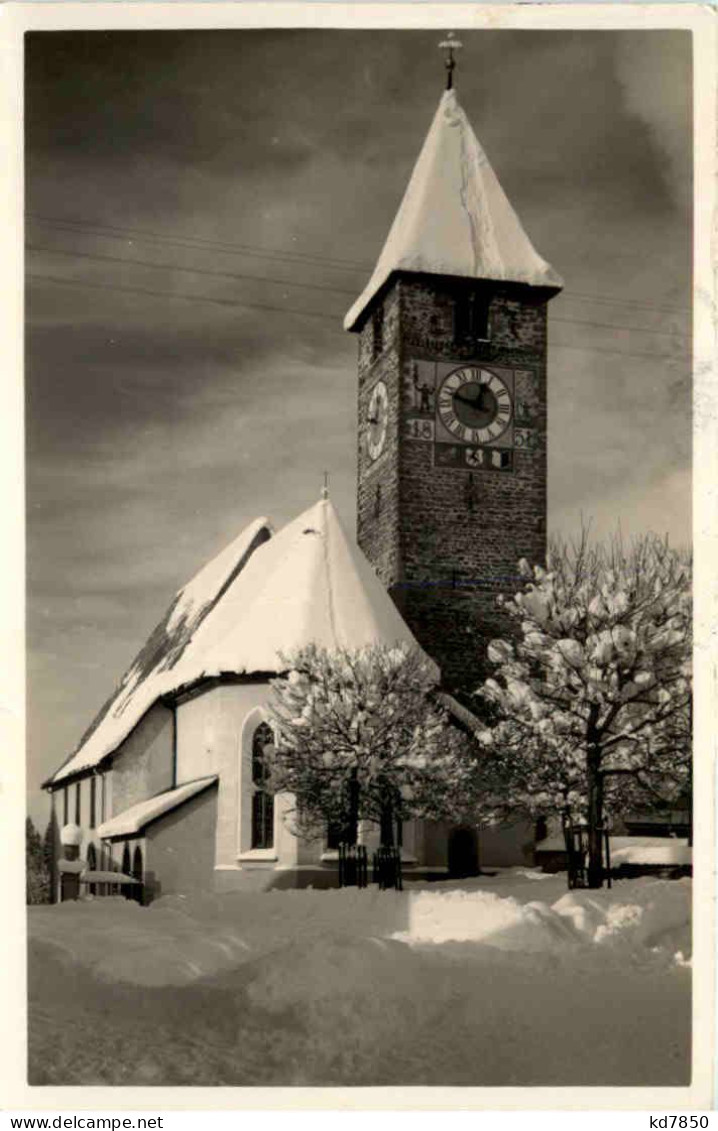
[345,53,563,693]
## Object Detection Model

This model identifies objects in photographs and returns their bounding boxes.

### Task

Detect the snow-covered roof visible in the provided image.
[49,517,272,786]
[80,870,138,884]
[536,835,691,866]
[611,841,691,867]
[97,777,218,839]
[50,497,436,784]
[192,496,434,675]
[344,89,563,331]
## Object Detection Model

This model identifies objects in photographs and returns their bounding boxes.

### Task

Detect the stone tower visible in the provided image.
[345,87,563,693]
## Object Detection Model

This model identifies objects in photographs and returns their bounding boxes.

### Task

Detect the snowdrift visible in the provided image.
[28,874,691,1087]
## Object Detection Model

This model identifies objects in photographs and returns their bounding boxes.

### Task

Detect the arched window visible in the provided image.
[132,846,143,905]
[251,722,274,850]
[121,842,131,898]
[86,843,97,895]
[102,843,114,896]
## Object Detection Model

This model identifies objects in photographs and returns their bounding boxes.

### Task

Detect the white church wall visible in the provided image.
[416,820,450,870]
[53,769,110,886]
[111,701,174,816]
[479,820,536,867]
[175,681,269,869]
[101,767,112,830]
[145,786,218,899]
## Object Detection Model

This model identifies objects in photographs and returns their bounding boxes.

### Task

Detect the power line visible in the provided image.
[551,313,687,343]
[27,244,359,299]
[28,214,371,274]
[27,271,343,324]
[549,341,687,364]
[28,212,692,316]
[558,291,690,318]
[28,271,687,363]
[27,243,689,343]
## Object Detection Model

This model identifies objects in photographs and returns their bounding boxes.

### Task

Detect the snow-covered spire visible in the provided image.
[344,87,563,331]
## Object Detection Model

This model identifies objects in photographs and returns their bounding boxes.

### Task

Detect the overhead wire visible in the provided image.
[27,244,688,342]
[27,214,373,273]
[26,244,360,298]
[28,269,690,364]
[27,271,339,322]
[27,212,692,317]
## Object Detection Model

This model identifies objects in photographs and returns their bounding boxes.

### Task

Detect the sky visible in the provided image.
[25,28,692,826]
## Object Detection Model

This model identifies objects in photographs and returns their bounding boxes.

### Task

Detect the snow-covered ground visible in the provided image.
[27,870,691,1087]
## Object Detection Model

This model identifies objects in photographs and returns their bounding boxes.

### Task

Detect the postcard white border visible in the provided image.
[2,1,715,1113]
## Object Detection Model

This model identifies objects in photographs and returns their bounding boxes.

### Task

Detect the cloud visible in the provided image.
[24,29,693,824]
[614,31,692,216]
[552,464,692,548]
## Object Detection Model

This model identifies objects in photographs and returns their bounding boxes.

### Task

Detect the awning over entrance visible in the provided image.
[97,775,217,839]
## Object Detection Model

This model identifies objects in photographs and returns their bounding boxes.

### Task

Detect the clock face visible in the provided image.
[437,367,513,445]
[367,380,389,460]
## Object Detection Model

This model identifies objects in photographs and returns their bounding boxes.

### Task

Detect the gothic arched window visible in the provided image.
[251,722,275,850]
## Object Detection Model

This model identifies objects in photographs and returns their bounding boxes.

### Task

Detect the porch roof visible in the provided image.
[97,775,217,839]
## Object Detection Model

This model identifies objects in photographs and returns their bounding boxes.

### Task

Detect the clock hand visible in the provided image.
[454,390,483,408]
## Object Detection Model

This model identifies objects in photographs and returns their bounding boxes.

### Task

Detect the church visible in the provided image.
[44,59,563,901]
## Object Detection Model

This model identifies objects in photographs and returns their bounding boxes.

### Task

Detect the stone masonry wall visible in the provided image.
[398,276,548,690]
[356,273,551,693]
[356,285,402,595]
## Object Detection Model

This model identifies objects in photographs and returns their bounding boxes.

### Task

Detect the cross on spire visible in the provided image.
[321,470,329,500]
[439,32,463,90]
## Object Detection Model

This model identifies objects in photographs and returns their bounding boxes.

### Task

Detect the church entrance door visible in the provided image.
[448,826,479,878]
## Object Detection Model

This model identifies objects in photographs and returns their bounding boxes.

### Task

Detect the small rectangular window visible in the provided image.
[75,781,81,825]
[454,289,490,342]
[63,787,68,825]
[371,305,384,359]
[90,776,97,828]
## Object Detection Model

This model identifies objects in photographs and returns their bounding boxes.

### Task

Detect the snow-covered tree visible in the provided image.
[268,643,476,845]
[26,816,50,905]
[43,811,59,904]
[478,532,691,888]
